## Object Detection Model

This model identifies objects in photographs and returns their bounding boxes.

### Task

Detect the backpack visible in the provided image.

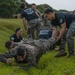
[38,29,52,39]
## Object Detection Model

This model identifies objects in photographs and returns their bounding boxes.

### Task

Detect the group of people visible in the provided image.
[21,3,53,39]
[0,2,75,69]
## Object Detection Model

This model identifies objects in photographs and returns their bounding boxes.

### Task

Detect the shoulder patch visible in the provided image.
[11,37,14,40]
[60,19,63,24]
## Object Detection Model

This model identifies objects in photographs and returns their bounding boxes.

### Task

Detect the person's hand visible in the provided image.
[53,36,58,40]
[26,30,27,33]
[6,58,13,64]
[21,40,24,43]
[25,28,27,33]
[56,37,60,42]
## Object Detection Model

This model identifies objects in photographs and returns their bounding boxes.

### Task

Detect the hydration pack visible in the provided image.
[38,29,52,39]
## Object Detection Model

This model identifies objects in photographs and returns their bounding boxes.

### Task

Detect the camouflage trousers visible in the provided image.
[27,19,42,39]
[59,21,75,54]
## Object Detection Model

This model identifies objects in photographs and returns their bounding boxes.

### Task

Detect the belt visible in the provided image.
[29,18,38,21]
[29,18,42,23]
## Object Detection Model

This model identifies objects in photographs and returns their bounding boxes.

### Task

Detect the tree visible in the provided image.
[59,9,69,13]
[0,0,20,18]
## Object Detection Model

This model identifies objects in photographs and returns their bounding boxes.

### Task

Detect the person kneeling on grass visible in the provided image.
[10,28,24,42]
[0,36,57,69]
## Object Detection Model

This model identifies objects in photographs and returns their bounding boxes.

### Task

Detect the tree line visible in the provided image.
[0,0,69,18]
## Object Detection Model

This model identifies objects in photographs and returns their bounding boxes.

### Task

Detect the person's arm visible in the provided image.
[37,10,42,19]
[52,26,58,38]
[21,11,27,31]
[20,37,24,43]
[22,18,27,31]
[52,13,66,41]
[57,22,66,41]
[0,47,17,64]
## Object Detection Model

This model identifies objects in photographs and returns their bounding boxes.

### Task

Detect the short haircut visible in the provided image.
[32,3,36,6]
[16,28,22,33]
[20,3,26,9]
[17,47,26,56]
[5,41,12,49]
[44,9,54,14]
[73,10,75,13]
[43,4,47,8]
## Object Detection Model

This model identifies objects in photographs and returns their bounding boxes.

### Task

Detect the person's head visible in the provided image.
[32,3,36,10]
[43,5,48,11]
[72,10,75,14]
[44,9,55,21]
[17,47,27,62]
[16,28,22,36]
[20,3,26,9]
[5,41,14,50]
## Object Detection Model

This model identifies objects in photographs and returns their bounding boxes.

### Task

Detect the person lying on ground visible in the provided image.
[0,36,57,69]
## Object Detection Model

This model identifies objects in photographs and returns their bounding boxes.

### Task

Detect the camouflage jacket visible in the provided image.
[0,37,56,66]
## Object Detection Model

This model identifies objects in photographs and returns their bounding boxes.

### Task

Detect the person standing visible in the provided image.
[21,3,42,39]
[32,3,41,19]
[42,5,52,29]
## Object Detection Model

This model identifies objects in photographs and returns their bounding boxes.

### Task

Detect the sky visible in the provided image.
[26,0,75,11]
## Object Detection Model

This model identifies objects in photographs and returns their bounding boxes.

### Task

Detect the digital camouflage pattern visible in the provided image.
[0,37,56,67]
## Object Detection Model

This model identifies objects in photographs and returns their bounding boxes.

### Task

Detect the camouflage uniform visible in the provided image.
[21,8,42,40]
[59,21,75,54]
[0,37,56,67]
[27,9,42,39]
[27,18,42,39]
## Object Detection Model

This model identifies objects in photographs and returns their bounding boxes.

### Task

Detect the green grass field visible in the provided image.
[0,19,75,75]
